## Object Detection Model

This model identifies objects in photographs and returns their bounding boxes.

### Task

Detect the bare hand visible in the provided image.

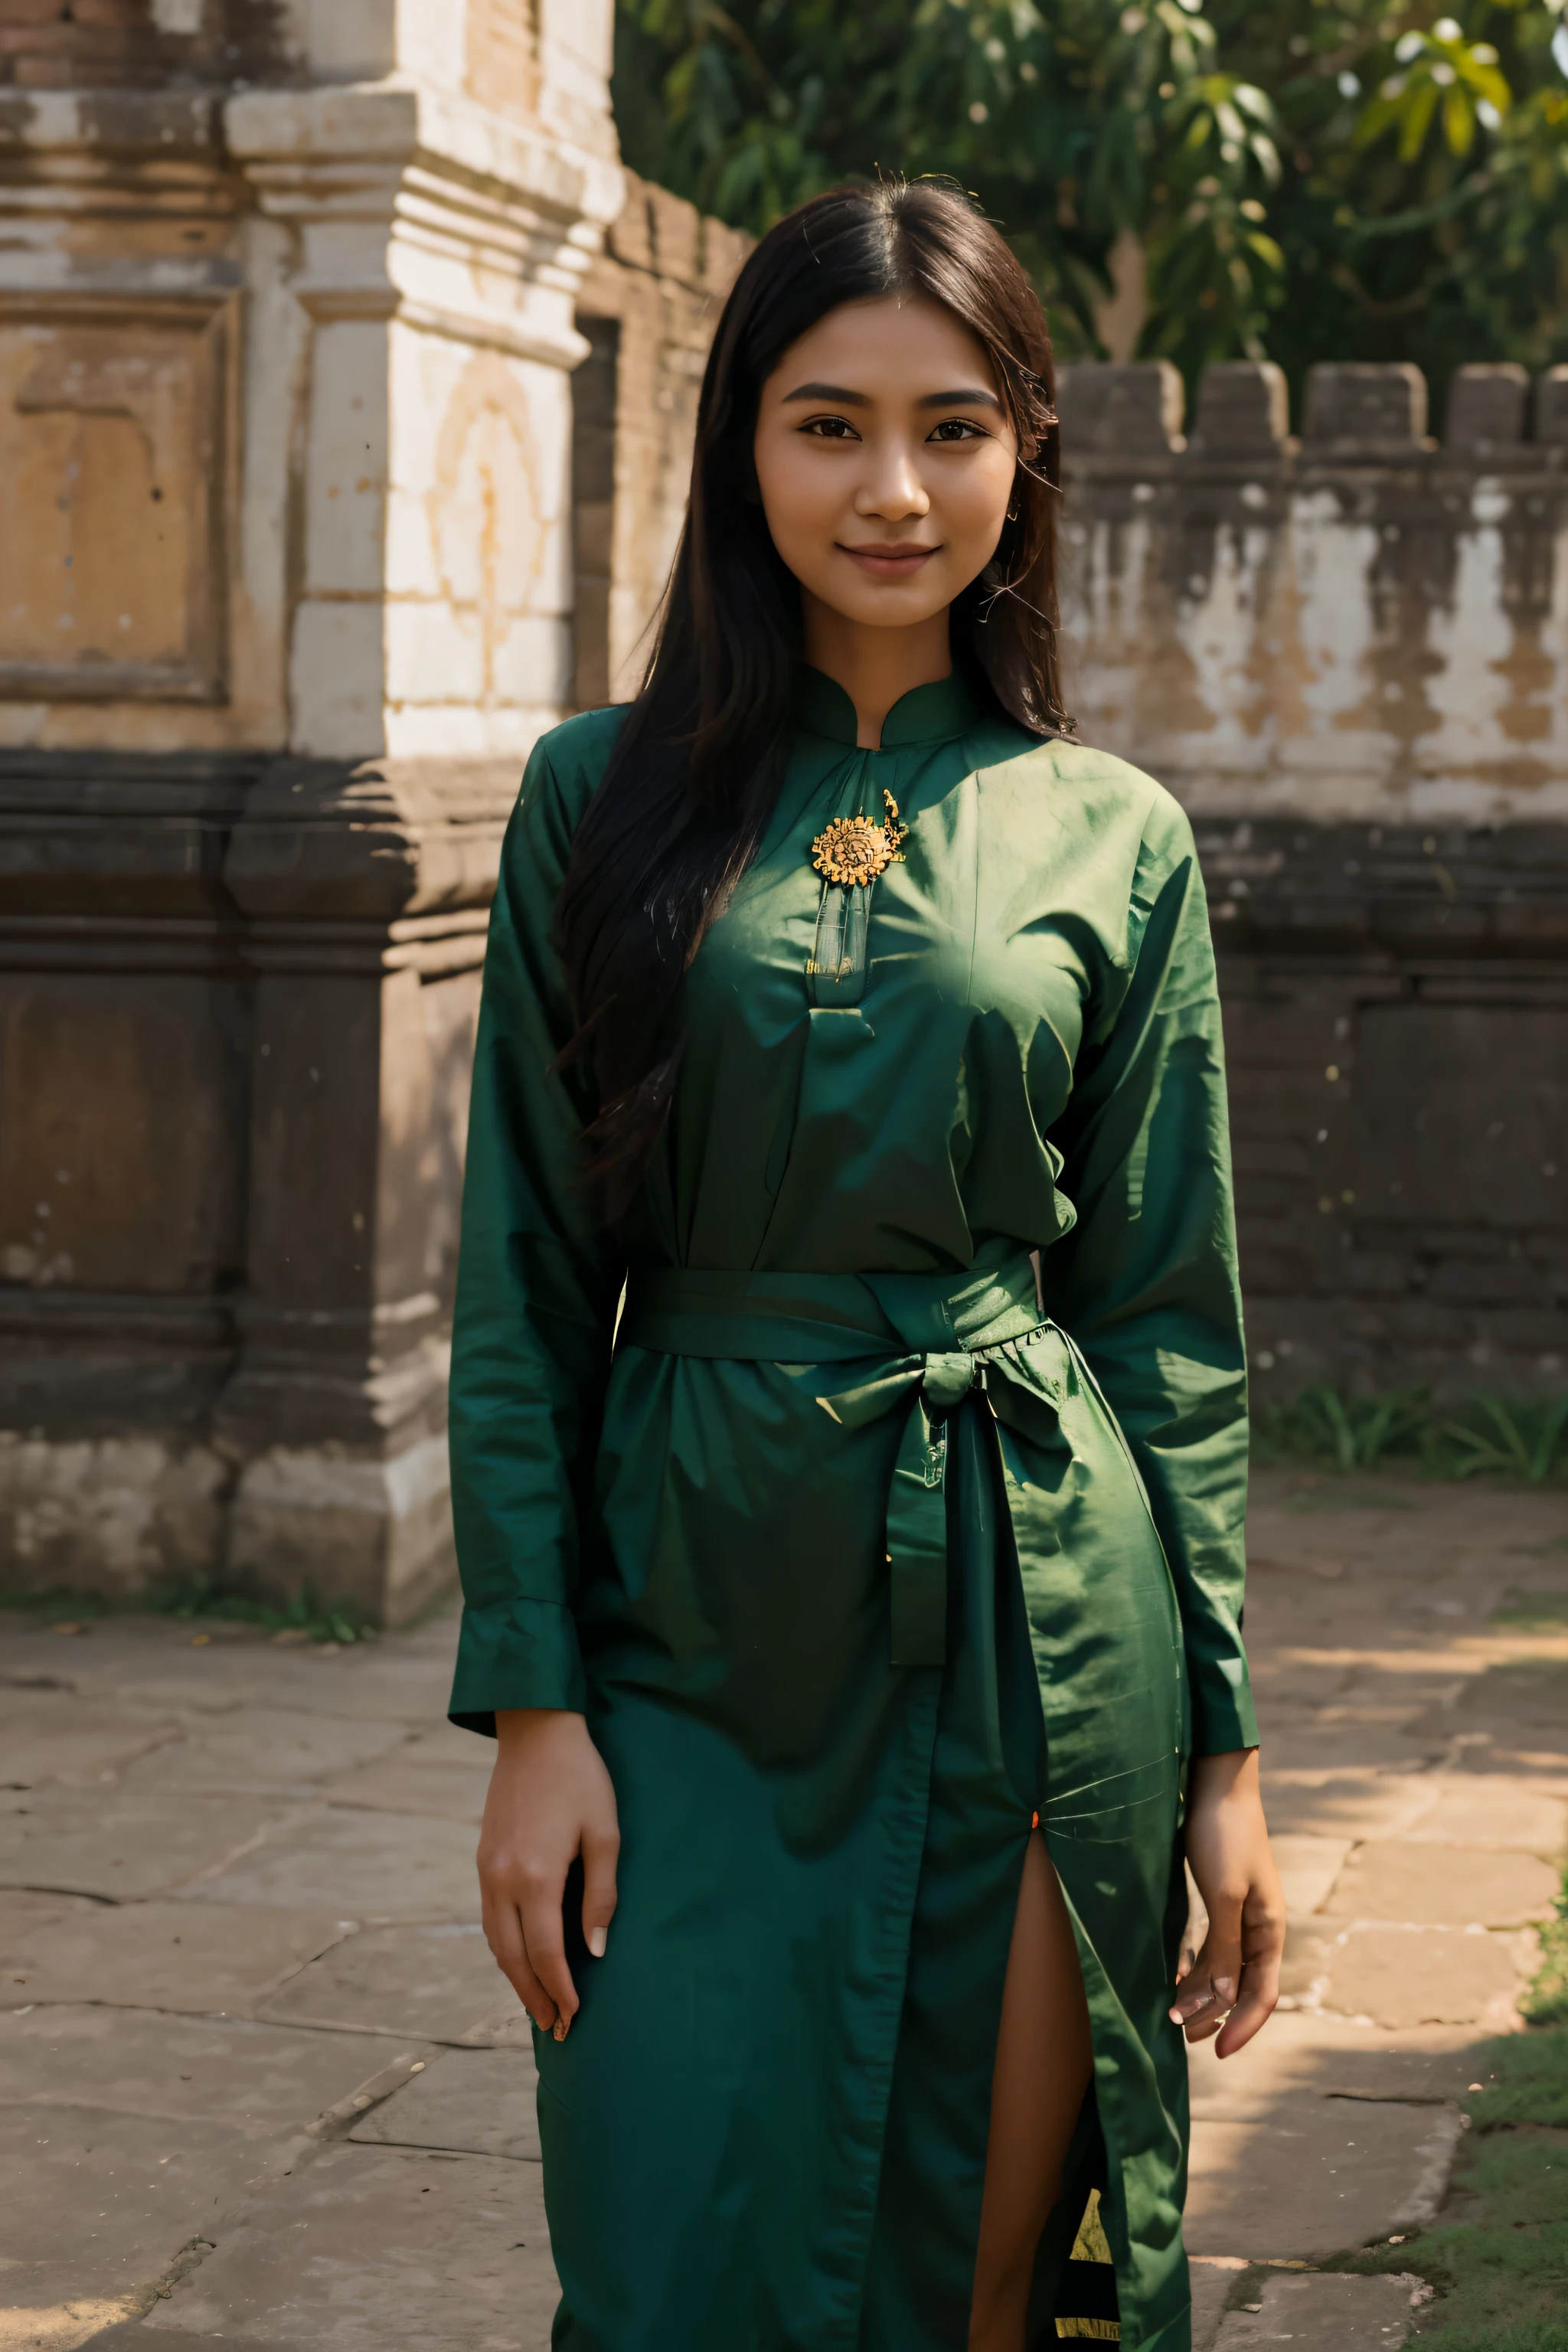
[1171,1747,1284,2059]
[476,1708,619,2041]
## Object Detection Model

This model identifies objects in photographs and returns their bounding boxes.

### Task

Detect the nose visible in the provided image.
[854,438,930,524]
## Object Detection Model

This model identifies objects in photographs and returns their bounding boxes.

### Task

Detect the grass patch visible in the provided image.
[1490,1592,1568,1632]
[1328,1863,1568,2343]
[1,1579,375,1645]
[1254,1387,1568,1485]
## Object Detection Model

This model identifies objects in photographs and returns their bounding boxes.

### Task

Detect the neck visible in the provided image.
[799,596,952,750]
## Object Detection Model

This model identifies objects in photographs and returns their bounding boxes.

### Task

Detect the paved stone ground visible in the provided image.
[2,1462,1565,2352]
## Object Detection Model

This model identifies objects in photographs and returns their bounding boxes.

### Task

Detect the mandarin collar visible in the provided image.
[792,665,980,750]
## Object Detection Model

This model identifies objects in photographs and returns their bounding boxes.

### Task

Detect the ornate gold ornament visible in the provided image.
[809,789,909,887]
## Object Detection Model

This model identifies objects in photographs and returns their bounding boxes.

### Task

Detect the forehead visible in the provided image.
[763,293,1000,397]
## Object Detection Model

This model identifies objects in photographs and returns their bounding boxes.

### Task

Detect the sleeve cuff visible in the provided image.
[1187,1655,1259,1757]
[447,1596,587,1736]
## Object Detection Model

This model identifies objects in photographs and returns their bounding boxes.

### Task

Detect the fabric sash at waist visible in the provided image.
[620,1256,1064,1670]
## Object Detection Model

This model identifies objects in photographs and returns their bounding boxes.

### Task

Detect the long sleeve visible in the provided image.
[447,720,626,1735]
[1040,791,1258,1757]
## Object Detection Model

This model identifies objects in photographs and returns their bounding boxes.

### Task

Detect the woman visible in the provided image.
[448,178,1285,2352]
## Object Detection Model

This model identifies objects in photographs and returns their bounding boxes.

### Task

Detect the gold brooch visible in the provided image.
[809,789,908,888]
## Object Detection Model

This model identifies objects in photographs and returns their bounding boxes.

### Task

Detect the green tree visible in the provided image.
[612,0,1568,413]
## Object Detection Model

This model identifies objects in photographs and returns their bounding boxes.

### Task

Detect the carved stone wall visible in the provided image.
[571,175,751,704]
[1057,359,1568,1396]
[0,0,625,1616]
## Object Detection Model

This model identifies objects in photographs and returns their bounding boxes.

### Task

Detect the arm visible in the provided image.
[1042,793,1281,2053]
[449,733,626,1730]
[1040,792,1256,1760]
[448,728,626,2037]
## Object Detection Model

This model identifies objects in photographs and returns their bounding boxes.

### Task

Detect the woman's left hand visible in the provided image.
[1171,1748,1285,2059]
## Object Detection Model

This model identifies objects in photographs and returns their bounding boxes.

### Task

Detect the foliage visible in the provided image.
[1322,1883,1568,2344]
[1253,1384,1568,1481]
[1332,2134,1568,2342]
[613,1,1568,411]
[1523,1870,1568,2030]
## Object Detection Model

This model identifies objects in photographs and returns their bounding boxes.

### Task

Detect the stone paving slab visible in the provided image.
[1253,1769,1436,1841]
[0,2103,272,2317]
[1267,1835,1351,1919]
[1318,1923,1533,2027]
[1191,2259,1242,2350]
[0,2007,425,2133]
[1322,1841,1558,1926]
[1187,2099,1462,2259]
[257,1923,508,2043]
[1400,1775,1568,1853]
[1188,2011,1483,2121]
[142,2143,555,2350]
[0,1888,93,1963]
[349,2049,539,2162]
[122,1713,410,1801]
[0,1795,285,1904]
[2,1464,1564,2347]
[5,1904,353,2016]
[1213,2269,1419,2347]
[322,1754,489,1824]
[181,1809,479,1924]
[87,2330,309,2352]
[2,1619,456,1728]
[0,1694,179,1792]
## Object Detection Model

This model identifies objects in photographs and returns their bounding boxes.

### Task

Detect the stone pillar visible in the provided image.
[0,2,623,1619]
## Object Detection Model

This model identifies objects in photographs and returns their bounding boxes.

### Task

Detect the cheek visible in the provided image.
[942,452,1014,541]
[756,445,840,560]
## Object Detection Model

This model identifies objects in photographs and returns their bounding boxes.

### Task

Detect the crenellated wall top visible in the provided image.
[1057,358,1568,475]
[1055,360,1568,829]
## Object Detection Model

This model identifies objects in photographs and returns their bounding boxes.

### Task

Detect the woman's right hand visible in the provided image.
[476,1707,620,2040]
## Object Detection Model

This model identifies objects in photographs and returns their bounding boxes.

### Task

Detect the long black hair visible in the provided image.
[556,177,1070,1213]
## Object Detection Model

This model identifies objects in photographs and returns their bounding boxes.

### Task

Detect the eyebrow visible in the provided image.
[780,380,1004,413]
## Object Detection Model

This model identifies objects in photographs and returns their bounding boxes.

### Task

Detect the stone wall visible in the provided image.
[0,0,629,1616]
[1057,358,1568,1396]
[570,175,751,705]
[6,60,1564,1622]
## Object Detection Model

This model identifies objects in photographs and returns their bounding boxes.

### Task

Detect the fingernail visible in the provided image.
[553,2016,568,2042]
[588,1926,607,1959]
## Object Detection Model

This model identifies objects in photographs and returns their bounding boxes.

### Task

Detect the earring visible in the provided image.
[1006,501,1020,521]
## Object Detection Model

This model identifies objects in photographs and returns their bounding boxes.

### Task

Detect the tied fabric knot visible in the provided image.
[819,1348,985,1669]
[619,1255,1067,1674]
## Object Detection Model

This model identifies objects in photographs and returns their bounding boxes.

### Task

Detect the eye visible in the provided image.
[927,417,988,443]
[799,415,861,439]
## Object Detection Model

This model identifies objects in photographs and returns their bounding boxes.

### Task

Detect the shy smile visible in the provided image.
[838,542,939,578]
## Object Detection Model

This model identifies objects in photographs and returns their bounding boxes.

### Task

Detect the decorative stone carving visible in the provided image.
[0,296,232,701]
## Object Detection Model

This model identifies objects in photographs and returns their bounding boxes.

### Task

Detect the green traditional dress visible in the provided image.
[448,667,1258,2352]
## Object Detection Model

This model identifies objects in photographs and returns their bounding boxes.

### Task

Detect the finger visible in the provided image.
[1214,1932,1284,2060]
[580,1821,620,1960]
[1214,1981,1276,2059]
[482,1890,557,2031]
[521,1879,579,2039]
[1169,1929,1240,2036]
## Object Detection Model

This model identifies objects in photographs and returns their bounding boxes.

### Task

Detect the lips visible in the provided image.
[838,544,939,575]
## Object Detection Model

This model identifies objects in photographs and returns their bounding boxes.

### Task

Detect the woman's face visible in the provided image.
[752,294,1019,633]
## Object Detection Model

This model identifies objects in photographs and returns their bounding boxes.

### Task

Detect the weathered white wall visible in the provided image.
[1057,361,1568,826]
